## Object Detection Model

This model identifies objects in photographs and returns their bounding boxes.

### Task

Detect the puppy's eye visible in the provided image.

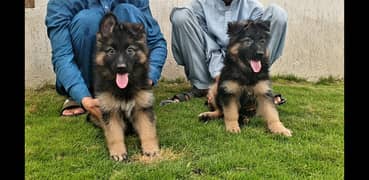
[241,37,253,46]
[106,47,116,56]
[259,39,266,44]
[126,46,136,56]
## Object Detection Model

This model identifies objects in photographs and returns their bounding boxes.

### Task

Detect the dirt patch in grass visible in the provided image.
[131,148,184,164]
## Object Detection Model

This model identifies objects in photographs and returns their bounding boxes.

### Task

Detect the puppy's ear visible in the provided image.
[124,23,146,41]
[130,23,145,34]
[98,12,118,38]
[227,20,250,36]
[256,20,271,32]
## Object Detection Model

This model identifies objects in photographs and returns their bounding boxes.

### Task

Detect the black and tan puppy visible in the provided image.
[87,13,159,161]
[199,20,292,137]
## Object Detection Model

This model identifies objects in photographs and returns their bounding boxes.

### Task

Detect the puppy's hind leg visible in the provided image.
[198,110,223,122]
[199,83,223,122]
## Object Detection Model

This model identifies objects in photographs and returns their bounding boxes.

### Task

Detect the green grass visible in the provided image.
[25,77,344,179]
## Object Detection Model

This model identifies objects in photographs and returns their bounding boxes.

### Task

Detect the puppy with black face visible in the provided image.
[199,20,292,137]
[88,13,159,161]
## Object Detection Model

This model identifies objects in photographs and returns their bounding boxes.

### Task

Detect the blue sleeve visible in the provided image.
[128,0,167,85]
[45,0,91,104]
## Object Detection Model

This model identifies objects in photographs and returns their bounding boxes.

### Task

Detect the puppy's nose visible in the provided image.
[117,64,127,73]
[256,50,264,56]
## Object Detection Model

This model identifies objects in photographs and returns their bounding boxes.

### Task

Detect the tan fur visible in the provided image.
[223,97,241,133]
[97,92,136,117]
[221,80,241,95]
[132,109,159,155]
[252,80,271,96]
[228,43,248,70]
[136,50,148,64]
[135,90,154,108]
[95,52,106,66]
[102,111,127,161]
[228,43,240,56]
[253,81,292,136]
[198,110,222,119]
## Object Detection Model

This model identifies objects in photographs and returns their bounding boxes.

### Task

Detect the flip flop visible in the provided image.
[274,94,287,105]
[60,98,86,116]
[159,87,208,106]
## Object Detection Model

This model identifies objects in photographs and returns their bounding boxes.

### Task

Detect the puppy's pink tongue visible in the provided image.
[116,73,128,89]
[250,60,262,73]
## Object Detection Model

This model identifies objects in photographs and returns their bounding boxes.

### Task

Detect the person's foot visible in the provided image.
[274,94,286,105]
[159,86,208,106]
[62,107,85,116]
[60,98,86,116]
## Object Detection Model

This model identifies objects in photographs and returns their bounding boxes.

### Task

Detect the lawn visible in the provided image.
[25,76,344,179]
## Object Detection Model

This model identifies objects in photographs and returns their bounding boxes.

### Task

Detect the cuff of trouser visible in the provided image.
[211,71,221,79]
[69,83,91,105]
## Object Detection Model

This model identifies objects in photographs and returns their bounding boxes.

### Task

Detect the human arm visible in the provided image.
[45,0,91,104]
[82,97,102,120]
[206,75,220,104]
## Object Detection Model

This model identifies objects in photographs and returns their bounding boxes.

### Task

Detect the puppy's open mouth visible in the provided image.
[116,73,129,89]
[250,60,262,73]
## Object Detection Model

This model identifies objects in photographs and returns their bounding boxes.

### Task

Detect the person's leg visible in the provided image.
[261,3,288,65]
[70,8,104,89]
[112,4,147,24]
[61,8,104,116]
[260,4,288,106]
[170,8,213,90]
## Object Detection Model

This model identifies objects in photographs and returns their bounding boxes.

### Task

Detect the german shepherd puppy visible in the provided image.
[199,20,292,137]
[88,13,159,161]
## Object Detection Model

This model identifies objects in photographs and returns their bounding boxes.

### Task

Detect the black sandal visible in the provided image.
[274,94,287,105]
[60,97,86,116]
[159,87,208,106]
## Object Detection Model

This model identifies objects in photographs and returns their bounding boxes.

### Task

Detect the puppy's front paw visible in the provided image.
[142,143,160,157]
[143,150,159,157]
[109,144,128,162]
[226,125,241,133]
[110,152,128,162]
[269,122,293,137]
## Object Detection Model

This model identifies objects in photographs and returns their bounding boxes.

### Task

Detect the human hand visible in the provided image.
[207,85,217,104]
[148,79,153,86]
[207,75,220,104]
[81,97,102,119]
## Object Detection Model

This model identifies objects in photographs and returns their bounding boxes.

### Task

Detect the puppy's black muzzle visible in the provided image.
[116,64,127,74]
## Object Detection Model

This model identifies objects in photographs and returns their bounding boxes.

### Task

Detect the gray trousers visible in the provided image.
[170,4,287,90]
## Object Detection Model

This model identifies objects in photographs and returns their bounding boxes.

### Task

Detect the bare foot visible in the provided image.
[61,98,86,116]
[62,107,85,116]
